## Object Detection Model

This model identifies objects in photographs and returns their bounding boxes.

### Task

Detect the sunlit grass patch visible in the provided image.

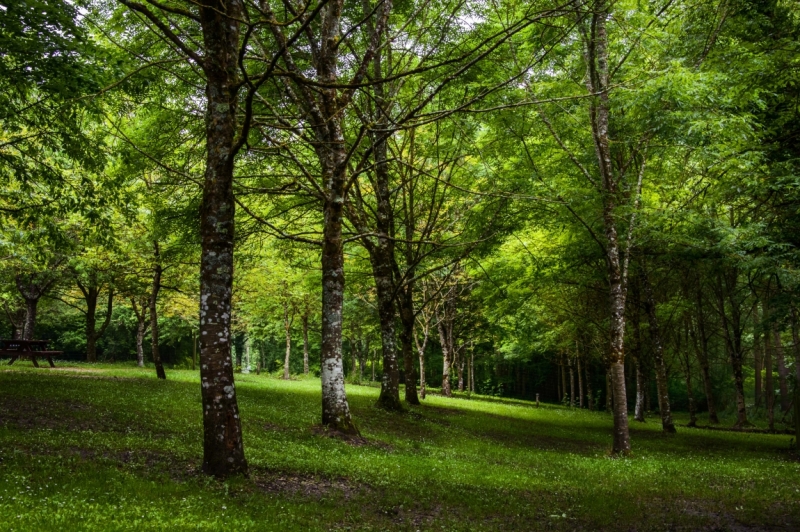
[0,363,798,531]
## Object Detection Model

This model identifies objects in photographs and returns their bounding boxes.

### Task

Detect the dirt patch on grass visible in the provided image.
[0,396,113,432]
[254,470,368,500]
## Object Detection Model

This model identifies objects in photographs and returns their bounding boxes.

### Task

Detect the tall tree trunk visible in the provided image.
[685,363,697,428]
[694,289,719,423]
[283,301,291,380]
[15,272,55,340]
[773,328,790,413]
[438,320,451,397]
[716,271,749,428]
[23,298,37,342]
[319,180,357,434]
[415,323,429,400]
[196,0,248,477]
[242,337,250,374]
[585,362,594,411]
[81,283,113,363]
[557,364,562,402]
[634,357,646,422]
[561,360,568,404]
[569,359,575,407]
[641,269,676,433]
[683,317,697,427]
[85,288,98,362]
[302,313,309,375]
[754,305,763,408]
[577,356,584,408]
[631,299,646,422]
[398,286,419,404]
[372,252,401,410]
[457,355,465,392]
[765,323,775,430]
[585,1,631,453]
[470,352,475,393]
[790,307,800,447]
[150,242,165,380]
[136,318,147,368]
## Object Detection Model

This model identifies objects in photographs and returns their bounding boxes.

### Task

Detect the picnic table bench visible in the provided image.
[1,339,62,368]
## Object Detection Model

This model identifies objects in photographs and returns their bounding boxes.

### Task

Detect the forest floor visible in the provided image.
[0,363,798,531]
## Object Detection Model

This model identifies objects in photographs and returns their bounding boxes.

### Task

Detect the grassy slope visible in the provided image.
[0,363,798,531]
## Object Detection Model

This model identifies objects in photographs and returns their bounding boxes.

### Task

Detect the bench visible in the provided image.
[1,339,63,368]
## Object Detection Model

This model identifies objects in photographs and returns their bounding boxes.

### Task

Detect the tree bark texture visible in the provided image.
[302,314,309,375]
[773,328,790,413]
[765,323,775,430]
[283,299,292,380]
[585,362,594,411]
[16,273,54,342]
[693,289,719,423]
[438,320,452,397]
[197,0,248,477]
[715,270,749,428]
[641,270,676,433]
[131,298,149,368]
[585,1,631,453]
[79,280,113,363]
[398,286,419,404]
[150,242,166,380]
[630,290,646,422]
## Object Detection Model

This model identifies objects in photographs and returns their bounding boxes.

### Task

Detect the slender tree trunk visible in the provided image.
[585,361,594,411]
[85,288,98,362]
[470,352,475,393]
[642,270,676,433]
[150,242,165,380]
[716,271,749,428]
[557,364,562,402]
[283,302,291,380]
[586,1,631,453]
[683,317,697,427]
[242,337,250,374]
[754,304,763,408]
[561,360,568,404]
[319,181,357,434]
[457,356,465,392]
[416,324,428,400]
[569,360,575,407]
[23,298,37,342]
[398,287,419,404]
[765,323,775,430]
[577,356,584,408]
[634,358,646,422]
[694,295,719,423]
[302,314,309,375]
[631,292,646,422]
[136,318,147,368]
[774,329,790,413]
[685,363,697,427]
[438,320,451,397]
[196,0,248,477]
[605,365,612,413]
[790,307,800,447]
[372,256,401,410]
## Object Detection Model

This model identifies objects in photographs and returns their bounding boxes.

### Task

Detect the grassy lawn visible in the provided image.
[0,363,798,531]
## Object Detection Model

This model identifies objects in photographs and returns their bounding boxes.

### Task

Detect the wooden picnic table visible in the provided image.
[1,339,63,368]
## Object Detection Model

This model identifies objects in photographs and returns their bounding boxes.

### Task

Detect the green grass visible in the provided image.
[1,362,798,531]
